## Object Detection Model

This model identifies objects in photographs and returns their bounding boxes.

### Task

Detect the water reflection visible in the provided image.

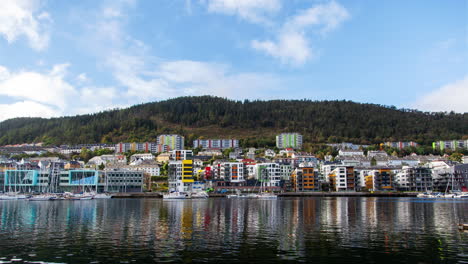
[0,198,467,263]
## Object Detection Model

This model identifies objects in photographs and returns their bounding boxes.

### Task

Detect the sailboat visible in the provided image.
[257,172,277,200]
[443,173,468,199]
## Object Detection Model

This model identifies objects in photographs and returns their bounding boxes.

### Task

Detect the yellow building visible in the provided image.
[156,153,171,163]
[168,159,194,192]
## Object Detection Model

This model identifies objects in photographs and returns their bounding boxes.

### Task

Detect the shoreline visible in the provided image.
[111,192,419,198]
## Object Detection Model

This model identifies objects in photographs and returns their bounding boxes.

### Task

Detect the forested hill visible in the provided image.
[0,96,466,146]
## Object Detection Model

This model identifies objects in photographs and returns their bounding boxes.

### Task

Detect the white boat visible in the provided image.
[28,195,55,201]
[227,191,259,199]
[94,193,112,199]
[257,192,278,199]
[0,195,20,200]
[417,192,434,198]
[0,193,29,200]
[191,191,209,199]
[445,192,468,199]
[63,192,94,200]
[257,178,278,199]
[163,192,190,199]
[417,192,443,199]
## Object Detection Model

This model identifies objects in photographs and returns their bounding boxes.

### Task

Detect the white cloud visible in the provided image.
[74,86,120,114]
[204,0,281,25]
[412,76,468,113]
[76,73,89,83]
[0,100,57,121]
[91,1,281,101]
[284,1,350,33]
[151,60,280,98]
[0,64,124,121]
[0,63,76,111]
[252,1,349,65]
[252,31,311,66]
[0,0,51,50]
[106,51,281,100]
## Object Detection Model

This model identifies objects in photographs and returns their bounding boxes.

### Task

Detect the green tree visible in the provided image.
[449,152,463,163]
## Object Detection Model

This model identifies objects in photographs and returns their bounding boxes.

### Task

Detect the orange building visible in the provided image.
[291,167,319,191]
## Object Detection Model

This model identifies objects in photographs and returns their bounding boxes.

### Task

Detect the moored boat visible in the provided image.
[257,192,278,199]
[191,191,209,199]
[94,193,112,199]
[28,194,57,201]
[0,193,29,200]
[163,192,190,199]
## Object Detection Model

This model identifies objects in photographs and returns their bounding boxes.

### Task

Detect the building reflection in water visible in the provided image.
[0,198,466,263]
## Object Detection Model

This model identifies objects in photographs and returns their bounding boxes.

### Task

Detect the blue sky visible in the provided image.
[0,0,466,121]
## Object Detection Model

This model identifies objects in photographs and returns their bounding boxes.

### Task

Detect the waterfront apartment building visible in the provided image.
[329,166,355,192]
[407,167,433,192]
[291,167,319,192]
[168,160,194,192]
[193,139,239,150]
[157,134,185,150]
[115,142,169,153]
[255,163,282,187]
[0,169,144,193]
[219,162,245,183]
[384,141,418,150]
[432,140,468,151]
[363,168,393,191]
[276,133,303,149]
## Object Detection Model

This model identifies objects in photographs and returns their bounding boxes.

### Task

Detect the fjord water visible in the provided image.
[0,198,466,263]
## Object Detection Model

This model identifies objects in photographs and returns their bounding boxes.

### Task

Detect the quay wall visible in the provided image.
[111,192,418,198]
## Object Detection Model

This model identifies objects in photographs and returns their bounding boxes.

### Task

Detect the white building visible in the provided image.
[264,149,276,158]
[367,151,388,157]
[329,166,355,192]
[198,150,222,156]
[219,162,245,183]
[255,163,281,187]
[193,139,239,149]
[59,147,83,155]
[394,168,410,190]
[88,155,127,166]
[193,159,203,167]
[246,164,256,179]
[279,164,293,180]
[279,148,295,157]
[321,164,340,182]
[130,153,155,163]
[130,164,160,176]
[338,150,364,156]
[358,169,374,188]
